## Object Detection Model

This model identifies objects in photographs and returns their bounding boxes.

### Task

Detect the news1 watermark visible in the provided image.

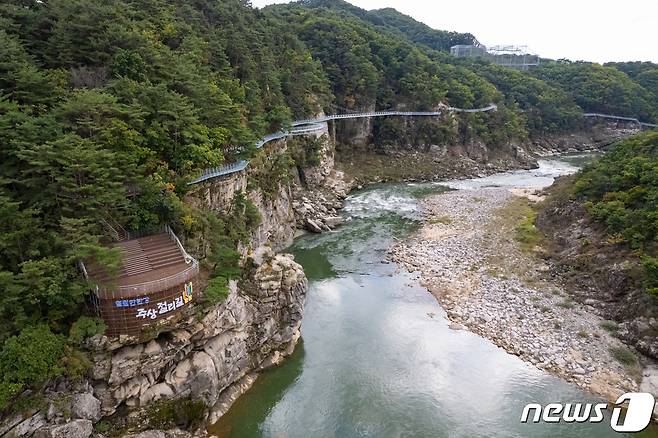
[521,392,656,432]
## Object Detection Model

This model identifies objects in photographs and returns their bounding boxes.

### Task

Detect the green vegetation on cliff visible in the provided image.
[574,131,658,294]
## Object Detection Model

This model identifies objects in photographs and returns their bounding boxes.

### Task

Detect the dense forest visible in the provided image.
[0,0,657,411]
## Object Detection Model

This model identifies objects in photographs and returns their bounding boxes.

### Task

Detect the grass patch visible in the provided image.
[600,320,619,333]
[515,206,541,251]
[147,398,207,430]
[557,299,575,309]
[429,215,453,225]
[609,346,637,366]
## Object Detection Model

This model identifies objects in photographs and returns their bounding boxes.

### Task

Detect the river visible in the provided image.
[210,154,655,438]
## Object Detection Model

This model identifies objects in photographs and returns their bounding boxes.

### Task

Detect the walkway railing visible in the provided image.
[188,159,249,185]
[188,104,498,185]
[165,224,195,264]
[290,104,498,126]
[80,225,200,298]
[100,217,128,242]
[583,113,657,128]
[97,261,199,298]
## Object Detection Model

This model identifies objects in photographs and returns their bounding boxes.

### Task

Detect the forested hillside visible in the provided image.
[574,131,658,294]
[606,61,658,93]
[0,0,333,408]
[531,61,657,122]
[1,0,657,411]
[297,0,478,51]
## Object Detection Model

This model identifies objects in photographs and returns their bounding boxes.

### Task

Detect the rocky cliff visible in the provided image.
[2,249,306,438]
[337,120,640,184]
[1,131,323,437]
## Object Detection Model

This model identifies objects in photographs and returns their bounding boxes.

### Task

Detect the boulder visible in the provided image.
[3,412,47,438]
[123,431,166,438]
[305,218,323,233]
[70,393,102,422]
[324,216,343,228]
[35,420,93,438]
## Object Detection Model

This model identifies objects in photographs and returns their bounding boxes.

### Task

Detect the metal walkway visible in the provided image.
[188,104,497,185]
[188,105,657,185]
[583,113,657,128]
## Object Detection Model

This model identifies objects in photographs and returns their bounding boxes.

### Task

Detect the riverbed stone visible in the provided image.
[389,185,647,405]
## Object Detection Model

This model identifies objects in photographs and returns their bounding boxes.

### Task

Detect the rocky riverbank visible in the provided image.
[389,187,656,404]
[337,122,639,185]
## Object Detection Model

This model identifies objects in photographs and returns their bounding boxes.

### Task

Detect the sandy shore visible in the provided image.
[389,187,644,403]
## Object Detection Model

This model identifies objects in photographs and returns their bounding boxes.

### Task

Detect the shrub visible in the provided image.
[609,346,637,366]
[61,346,92,380]
[557,299,575,309]
[204,276,230,305]
[600,320,619,332]
[0,325,66,410]
[68,316,107,344]
[643,256,658,296]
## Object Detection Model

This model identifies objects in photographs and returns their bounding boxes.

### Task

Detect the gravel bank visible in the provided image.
[389,187,647,402]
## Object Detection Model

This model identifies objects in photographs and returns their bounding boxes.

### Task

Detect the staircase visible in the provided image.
[138,233,186,271]
[115,239,151,277]
[85,233,187,284]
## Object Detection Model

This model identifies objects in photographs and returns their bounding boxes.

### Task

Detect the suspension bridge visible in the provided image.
[188,105,656,185]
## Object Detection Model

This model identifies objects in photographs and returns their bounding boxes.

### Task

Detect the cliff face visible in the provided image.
[1,134,320,437]
[90,248,306,420]
[336,120,640,184]
[1,249,306,438]
[537,177,658,360]
[530,123,642,155]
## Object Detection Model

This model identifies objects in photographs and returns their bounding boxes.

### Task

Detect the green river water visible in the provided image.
[210,155,657,438]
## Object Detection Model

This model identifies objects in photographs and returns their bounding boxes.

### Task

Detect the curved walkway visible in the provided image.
[582,112,657,128]
[188,104,497,185]
[188,105,657,185]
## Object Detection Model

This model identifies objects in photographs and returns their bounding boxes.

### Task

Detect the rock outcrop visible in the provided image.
[1,385,100,438]
[89,248,306,419]
[0,251,306,438]
[531,122,641,155]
